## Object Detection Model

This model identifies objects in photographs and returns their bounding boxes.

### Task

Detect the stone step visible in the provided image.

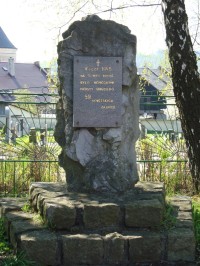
[0,197,27,218]
[29,181,166,231]
[2,208,196,266]
[0,183,196,265]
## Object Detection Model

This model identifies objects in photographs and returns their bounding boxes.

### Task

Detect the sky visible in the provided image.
[0,0,198,63]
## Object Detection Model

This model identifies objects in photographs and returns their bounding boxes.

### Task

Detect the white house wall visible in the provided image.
[0,48,17,62]
[9,106,32,117]
[11,117,57,131]
[0,117,56,131]
[140,119,182,134]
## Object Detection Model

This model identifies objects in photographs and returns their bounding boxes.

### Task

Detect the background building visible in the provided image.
[0,27,17,62]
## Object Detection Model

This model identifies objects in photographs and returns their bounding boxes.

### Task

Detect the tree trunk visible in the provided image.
[162,0,200,192]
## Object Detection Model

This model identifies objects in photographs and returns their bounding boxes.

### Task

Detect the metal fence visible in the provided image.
[0,92,192,196]
[0,158,191,196]
[0,160,64,196]
[137,95,193,194]
[137,159,192,194]
[0,91,64,196]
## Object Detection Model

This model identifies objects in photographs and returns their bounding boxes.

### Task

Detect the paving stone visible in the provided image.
[4,211,34,235]
[30,182,67,211]
[62,233,104,265]
[0,182,196,265]
[168,228,195,262]
[30,181,66,194]
[125,199,164,228]
[135,181,165,193]
[84,203,121,229]
[169,195,191,202]
[43,198,76,229]
[10,218,45,249]
[128,231,162,263]
[176,219,194,228]
[104,232,126,265]
[177,211,193,220]
[36,191,68,215]
[0,198,27,218]
[29,187,44,210]
[170,200,192,211]
[19,229,59,265]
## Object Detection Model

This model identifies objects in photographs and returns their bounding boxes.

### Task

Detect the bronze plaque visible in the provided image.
[73,56,122,127]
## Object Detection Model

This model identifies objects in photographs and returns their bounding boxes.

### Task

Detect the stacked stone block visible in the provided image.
[0,182,196,265]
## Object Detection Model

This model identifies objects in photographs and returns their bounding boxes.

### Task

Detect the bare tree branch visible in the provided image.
[192,0,200,46]
[109,0,114,19]
[93,3,161,15]
[55,0,90,40]
[50,0,161,42]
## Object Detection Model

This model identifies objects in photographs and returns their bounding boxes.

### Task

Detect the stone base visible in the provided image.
[29,181,165,231]
[0,182,196,265]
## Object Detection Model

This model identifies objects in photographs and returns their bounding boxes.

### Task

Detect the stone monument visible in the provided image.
[54,15,139,193]
[0,16,195,266]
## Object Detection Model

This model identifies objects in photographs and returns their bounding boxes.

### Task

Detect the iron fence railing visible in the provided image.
[0,158,192,196]
[137,159,192,194]
[0,92,193,195]
[0,159,65,196]
[137,159,189,179]
[0,91,63,196]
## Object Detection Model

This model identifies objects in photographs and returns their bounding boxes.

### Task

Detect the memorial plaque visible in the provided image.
[73,56,122,127]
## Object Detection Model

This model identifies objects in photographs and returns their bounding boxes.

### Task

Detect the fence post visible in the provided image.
[5,106,11,143]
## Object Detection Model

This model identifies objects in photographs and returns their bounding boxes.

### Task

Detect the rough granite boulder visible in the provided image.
[54,15,139,193]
